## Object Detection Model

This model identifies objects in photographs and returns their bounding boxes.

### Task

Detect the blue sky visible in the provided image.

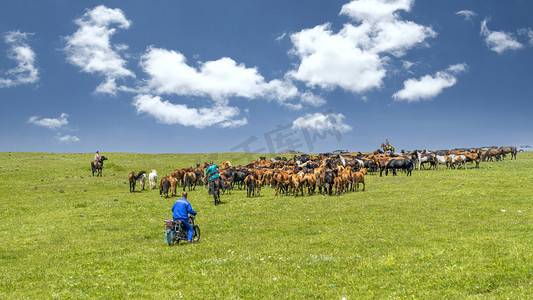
[1,0,532,154]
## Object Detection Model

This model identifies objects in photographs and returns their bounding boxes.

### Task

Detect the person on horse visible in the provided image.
[385,139,390,150]
[205,162,220,183]
[205,162,220,195]
[94,151,100,164]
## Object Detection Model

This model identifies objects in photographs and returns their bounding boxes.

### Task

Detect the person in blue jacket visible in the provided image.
[205,162,220,183]
[172,192,197,244]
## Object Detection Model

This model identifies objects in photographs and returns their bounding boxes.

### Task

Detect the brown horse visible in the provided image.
[91,156,107,176]
[352,168,366,191]
[129,171,146,192]
[183,172,197,191]
[381,143,395,153]
[482,148,503,162]
[160,175,170,197]
[500,146,517,160]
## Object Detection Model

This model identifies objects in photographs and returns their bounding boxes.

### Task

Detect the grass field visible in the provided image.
[1,151,532,299]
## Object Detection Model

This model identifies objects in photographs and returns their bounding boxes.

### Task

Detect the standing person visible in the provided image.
[172,192,197,244]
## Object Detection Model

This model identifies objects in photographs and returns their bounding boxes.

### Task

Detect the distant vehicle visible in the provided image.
[333,150,349,153]
[285,150,303,154]
[518,145,531,152]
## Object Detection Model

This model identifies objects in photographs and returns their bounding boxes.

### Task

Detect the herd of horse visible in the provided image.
[89,145,519,204]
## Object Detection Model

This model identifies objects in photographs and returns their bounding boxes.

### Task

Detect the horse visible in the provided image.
[159,176,170,198]
[149,170,158,189]
[500,146,517,160]
[416,151,436,170]
[435,155,448,170]
[91,156,108,177]
[138,172,147,191]
[218,173,233,195]
[381,143,395,153]
[245,174,261,198]
[209,178,223,205]
[128,171,146,192]
[232,171,247,190]
[168,177,178,197]
[290,172,306,197]
[384,158,414,176]
[323,170,335,196]
[183,172,197,191]
[303,173,317,195]
[352,169,366,191]
[482,148,503,162]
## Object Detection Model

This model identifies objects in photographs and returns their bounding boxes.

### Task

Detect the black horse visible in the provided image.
[91,156,108,177]
[384,158,414,176]
[232,171,247,190]
[209,178,224,205]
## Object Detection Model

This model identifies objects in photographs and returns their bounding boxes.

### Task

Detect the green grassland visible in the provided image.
[1,151,532,299]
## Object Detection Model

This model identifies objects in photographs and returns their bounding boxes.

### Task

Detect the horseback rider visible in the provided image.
[385,139,390,150]
[205,162,220,183]
[205,162,220,196]
[94,151,100,164]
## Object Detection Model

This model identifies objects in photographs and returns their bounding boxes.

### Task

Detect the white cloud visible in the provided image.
[447,63,468,73]
[292,112,352,133]
[140,47,298,102]
[220,118,249,128]
[64,5,134,95]
[300,91,326,107]
[393,63,468,102]
[402,60,415,70]
[288,0,436,94]
[480,18,523,54]
[57,134,80,142]
[133,94,247,129]
[518,28,533,45]
[0,31,39,88]
[288,23,386,93]
[456,10,477,22]
[28,113,80,142]
[28,113,69,130]
[340,0,413,23]
[136,47,304,126]
[276,32,287,41]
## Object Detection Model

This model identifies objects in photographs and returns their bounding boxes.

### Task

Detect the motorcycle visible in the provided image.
[164,214,200,246]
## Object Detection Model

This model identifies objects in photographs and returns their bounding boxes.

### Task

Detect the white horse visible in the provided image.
[149,169,158,189]
[435,155,447,171]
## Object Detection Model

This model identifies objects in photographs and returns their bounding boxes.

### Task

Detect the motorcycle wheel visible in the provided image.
[174,233,182,245]
[192,225,201,243]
